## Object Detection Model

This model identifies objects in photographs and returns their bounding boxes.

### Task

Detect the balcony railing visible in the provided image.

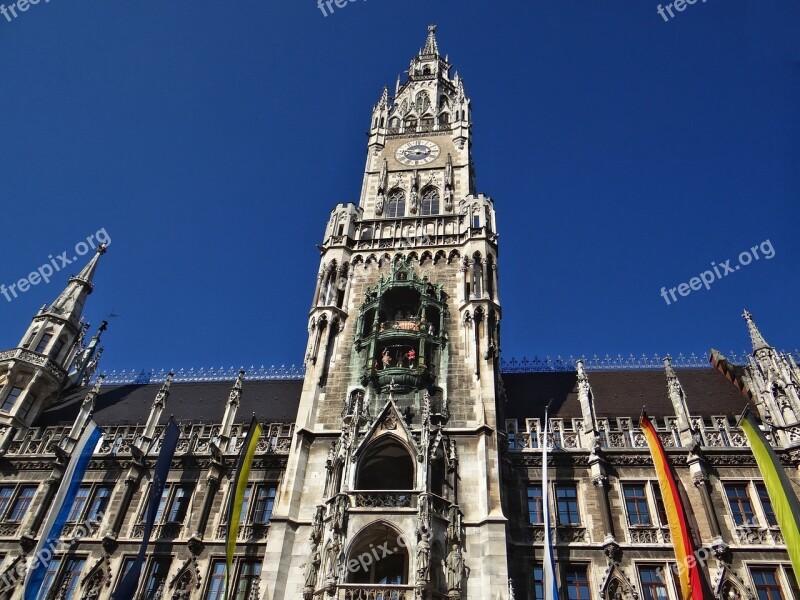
[340,585,414,600]
[505,416,755,452]
[311,584,451,600]
[0,347,67,380]
[131,521,182,540]
[380,320,422,332]
[3,422,295,458]
[0,522,20,538]
[350,491,416,509]
[529,525,588,545]
[215,522,270,541]
[628,526,671,545]
[735,526,784,546]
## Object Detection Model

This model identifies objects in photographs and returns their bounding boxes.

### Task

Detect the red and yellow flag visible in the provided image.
[640,413,707,600]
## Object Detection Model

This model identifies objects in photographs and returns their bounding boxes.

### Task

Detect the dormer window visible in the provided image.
[34,334,52,354]
[1,387,24,413]
[52,338,65,359]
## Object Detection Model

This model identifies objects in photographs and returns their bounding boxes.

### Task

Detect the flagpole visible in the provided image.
[541,402,558,600]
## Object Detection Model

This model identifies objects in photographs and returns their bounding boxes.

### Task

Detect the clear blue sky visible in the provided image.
[0,1,798,372]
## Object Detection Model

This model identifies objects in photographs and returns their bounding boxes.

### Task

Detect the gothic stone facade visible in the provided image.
[1,25,798,600]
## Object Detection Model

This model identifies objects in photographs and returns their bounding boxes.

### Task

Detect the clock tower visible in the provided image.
[261,25,509,600]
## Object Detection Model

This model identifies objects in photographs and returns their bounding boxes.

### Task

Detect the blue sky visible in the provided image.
[0,1,798,372]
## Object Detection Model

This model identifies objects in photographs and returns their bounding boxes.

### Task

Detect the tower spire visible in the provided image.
[421,24,439,56]
[48,244,107,325]
[743,309,771,353]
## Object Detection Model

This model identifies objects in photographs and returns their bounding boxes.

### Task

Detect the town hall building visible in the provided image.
[0,25,798,600]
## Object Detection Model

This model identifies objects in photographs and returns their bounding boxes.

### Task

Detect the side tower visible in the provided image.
[0,246,107,454]
[262,26,508,600]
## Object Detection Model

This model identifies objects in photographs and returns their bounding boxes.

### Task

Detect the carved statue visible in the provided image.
[332,495,348,533]
[416,537,431,581]
[442,544,464,591]
[376,193,385,216]
[325,534,342,578]
[311,505,325,545]
[84,572,103,600]
[410,171,420,214]
[303,546,322,589]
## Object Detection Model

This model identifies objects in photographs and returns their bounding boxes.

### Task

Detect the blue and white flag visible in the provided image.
[112,417,180,600]
[24,420,103,600]
[541,410,559,600]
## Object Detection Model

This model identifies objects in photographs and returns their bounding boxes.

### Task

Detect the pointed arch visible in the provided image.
[345,521,410,584]
[386,188,406,218]
[356,434,415,490]
[419,250,434,266]
[715,566,754,600]
[415,91,431,113]
[420,186,440,216]
[599,563,638,600]
[378,253,393,269]
[447,249,461,265]
[433,250,447,266]
[169,556,201,595]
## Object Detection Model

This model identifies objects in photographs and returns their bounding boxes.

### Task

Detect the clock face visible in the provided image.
[395,140,441,166]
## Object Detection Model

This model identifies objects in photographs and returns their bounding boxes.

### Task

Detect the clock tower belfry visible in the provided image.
[261,25,509,600]
[364,24,474,220]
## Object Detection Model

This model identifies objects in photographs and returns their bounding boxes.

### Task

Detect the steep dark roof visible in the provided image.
[38,380,304,427]
[502,367,748,421]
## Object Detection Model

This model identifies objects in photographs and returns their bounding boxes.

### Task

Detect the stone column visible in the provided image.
[593,475,617,546]
[693,472,724,544]
[104,463,145,551]
[189,462,224,553]
[312,271,324,307]
[22,475,60,544]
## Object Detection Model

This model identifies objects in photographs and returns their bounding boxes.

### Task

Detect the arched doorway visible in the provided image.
[346,522,410,585]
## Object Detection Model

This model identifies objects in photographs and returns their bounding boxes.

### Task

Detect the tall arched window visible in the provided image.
[386,189,406,218]
[416,91,431,113]
[421,187,440,216]
[356,437,414,490]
